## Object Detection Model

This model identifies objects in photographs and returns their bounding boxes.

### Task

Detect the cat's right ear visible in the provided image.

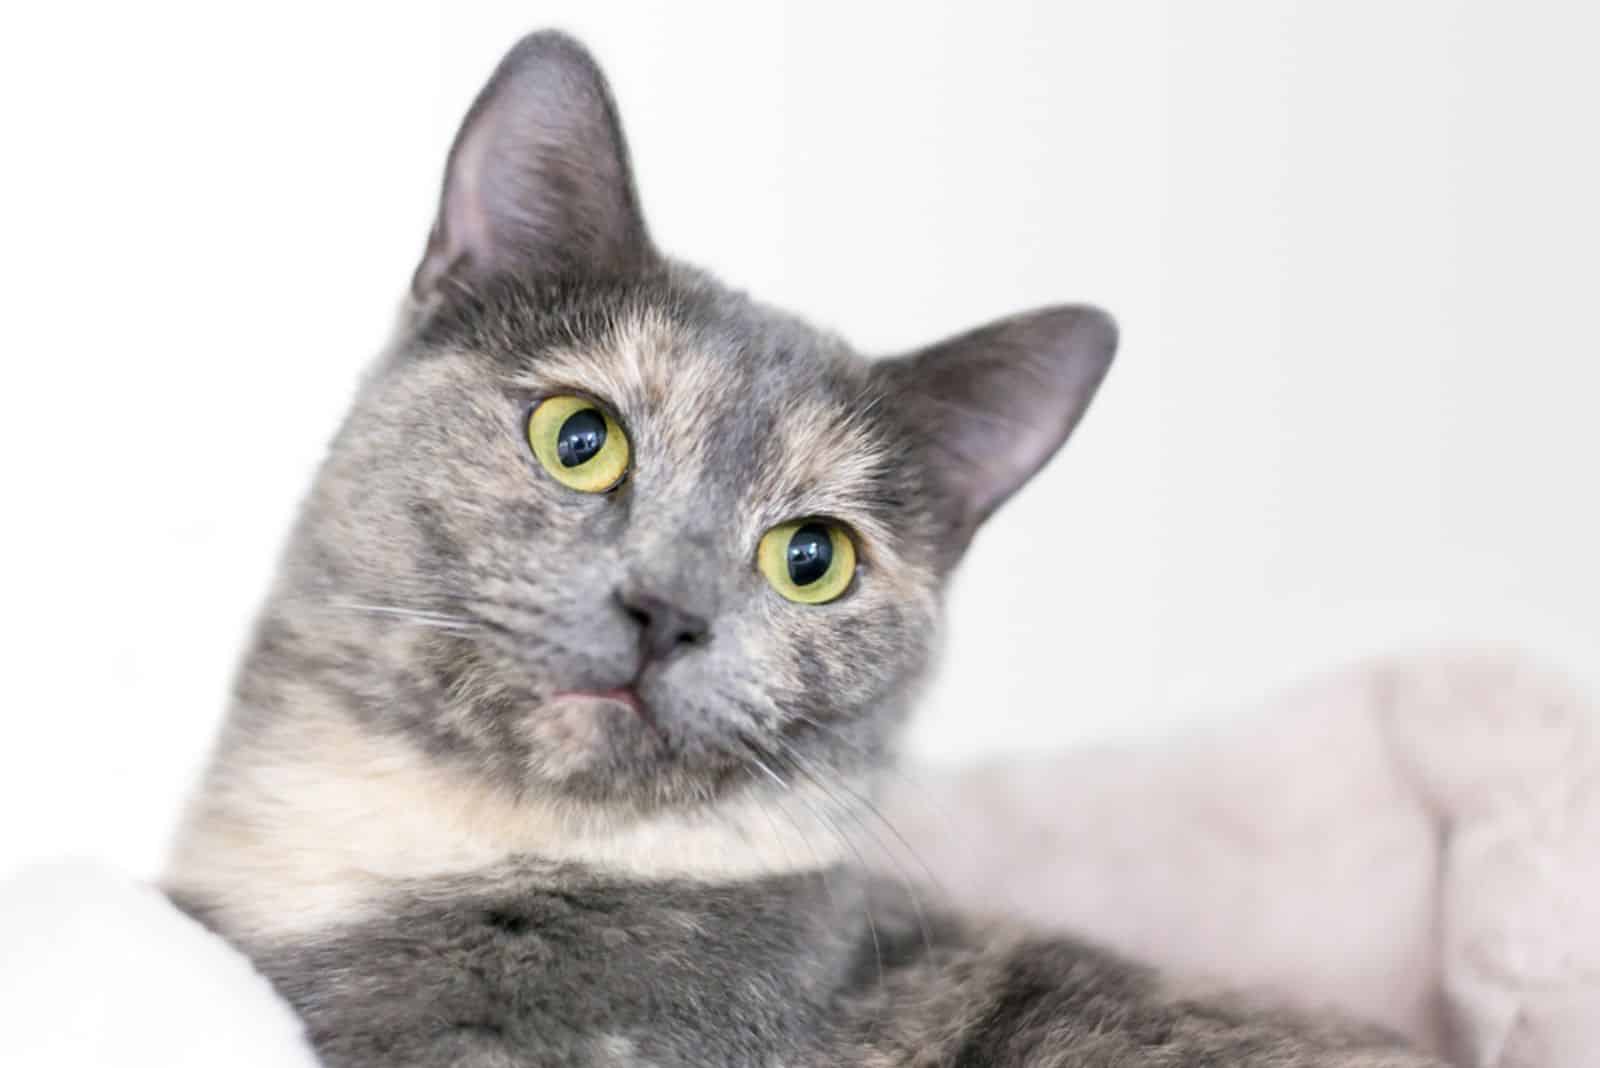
[411,32,654,303]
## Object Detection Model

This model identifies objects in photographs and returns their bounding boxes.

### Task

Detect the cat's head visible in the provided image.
[272,33,1115,815]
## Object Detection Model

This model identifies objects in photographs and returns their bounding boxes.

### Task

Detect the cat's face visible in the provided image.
[301,280,945,808]
[270,33,1114,814]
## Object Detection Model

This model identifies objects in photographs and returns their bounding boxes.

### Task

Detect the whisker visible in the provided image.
[790,712,963,826]
[778,736,947,899]
[736,777,842,914]
[725,780,802,878]
[768,738,936,965]
[328,600,482,632]
[737,740,884,990]
[742,750,791,793]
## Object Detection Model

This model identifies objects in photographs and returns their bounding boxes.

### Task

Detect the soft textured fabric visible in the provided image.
[0,861,319,1067]
[888,648,1600,1067]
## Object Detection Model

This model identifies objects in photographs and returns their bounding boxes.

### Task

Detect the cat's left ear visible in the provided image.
[412,32,654,302]
[875,305,1117,557]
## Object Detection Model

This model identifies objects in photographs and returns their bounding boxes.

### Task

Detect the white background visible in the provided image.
[2,1,1596,879]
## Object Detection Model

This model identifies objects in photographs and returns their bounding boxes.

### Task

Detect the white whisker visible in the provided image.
[737,742,885,990]
[771,737,937,964]
[792,712,962,826]
[328,600,481,632]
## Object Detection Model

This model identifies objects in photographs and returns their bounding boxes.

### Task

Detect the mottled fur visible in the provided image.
[167,31,1441,1067]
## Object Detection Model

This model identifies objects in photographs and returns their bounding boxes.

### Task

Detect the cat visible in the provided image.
[165,31,1442,1068]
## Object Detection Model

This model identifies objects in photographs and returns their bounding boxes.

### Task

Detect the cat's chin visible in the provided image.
[511,690,753,810]
[520,693,665,781]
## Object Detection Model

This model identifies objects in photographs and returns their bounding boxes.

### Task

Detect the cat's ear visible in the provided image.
[412,32,654,301]
[876,305,1117,554]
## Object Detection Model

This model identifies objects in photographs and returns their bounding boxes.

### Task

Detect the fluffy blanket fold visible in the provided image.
[886,649,1600,1067]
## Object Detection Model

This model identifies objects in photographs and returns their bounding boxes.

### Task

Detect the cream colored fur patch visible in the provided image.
[166,694,852,942]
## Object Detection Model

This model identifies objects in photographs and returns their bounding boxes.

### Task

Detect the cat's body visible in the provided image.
[181,863,1427,1067]
[166,32,1443,1067]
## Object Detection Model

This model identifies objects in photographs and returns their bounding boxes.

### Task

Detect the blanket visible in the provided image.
[885,648,1600,1067]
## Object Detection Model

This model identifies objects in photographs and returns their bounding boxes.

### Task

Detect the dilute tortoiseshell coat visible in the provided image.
[166,31,1441,1068]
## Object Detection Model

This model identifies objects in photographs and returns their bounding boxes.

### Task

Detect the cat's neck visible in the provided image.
[165,676,854,945]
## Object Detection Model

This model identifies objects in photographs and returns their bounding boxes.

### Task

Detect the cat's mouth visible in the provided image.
[523,683,719,800]
[551,686,657,732]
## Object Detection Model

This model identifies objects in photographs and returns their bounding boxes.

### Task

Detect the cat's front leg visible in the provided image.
[833,932,1447,1067]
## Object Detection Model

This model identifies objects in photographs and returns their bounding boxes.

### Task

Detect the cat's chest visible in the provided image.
[248,867,863,1068]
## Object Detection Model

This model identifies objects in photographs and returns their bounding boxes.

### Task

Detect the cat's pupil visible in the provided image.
[787,524,833,586]
[556,409,607,468]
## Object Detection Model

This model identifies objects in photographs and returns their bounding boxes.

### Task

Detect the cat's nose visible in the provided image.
[615,587,710,662]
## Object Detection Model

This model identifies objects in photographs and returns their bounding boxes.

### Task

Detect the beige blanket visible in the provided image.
[891,649,1600,1067]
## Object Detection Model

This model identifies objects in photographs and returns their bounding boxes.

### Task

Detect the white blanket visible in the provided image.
[0,862,318,1067]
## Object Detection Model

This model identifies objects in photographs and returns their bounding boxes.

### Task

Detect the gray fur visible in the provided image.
[166,30,1442,1068]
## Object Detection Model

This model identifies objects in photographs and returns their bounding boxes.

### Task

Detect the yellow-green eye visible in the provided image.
[527,395,630,493]
[758,520,856,604]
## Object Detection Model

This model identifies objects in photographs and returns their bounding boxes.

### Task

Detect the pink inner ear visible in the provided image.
[959,358,1091,525]
[410,31,653,300]
[441,116,496,281]
[413,114,500,300]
